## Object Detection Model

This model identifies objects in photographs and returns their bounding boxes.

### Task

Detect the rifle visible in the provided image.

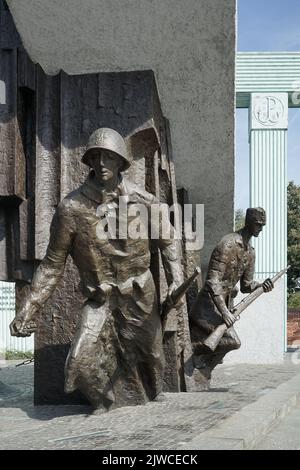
[203,266,290,352]
[161,266,201,322]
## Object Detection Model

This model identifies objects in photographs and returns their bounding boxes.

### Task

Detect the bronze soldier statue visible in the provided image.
[190,207,274,386]
[10,127,183,410]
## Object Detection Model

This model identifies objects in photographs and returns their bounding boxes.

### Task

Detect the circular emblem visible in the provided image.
[253,96,285,127]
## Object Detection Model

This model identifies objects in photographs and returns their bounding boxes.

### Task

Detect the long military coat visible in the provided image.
[17,172,180,409]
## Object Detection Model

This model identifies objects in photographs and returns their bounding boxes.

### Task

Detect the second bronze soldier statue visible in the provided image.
[190,207,274,385]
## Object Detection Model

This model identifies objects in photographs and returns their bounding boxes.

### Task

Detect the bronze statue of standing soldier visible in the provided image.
[10,127,183,410]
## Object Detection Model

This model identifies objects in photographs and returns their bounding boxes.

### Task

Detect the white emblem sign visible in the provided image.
[250,93,288,130]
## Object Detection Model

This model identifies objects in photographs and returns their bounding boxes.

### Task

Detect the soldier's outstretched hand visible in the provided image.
[262,278,274,292]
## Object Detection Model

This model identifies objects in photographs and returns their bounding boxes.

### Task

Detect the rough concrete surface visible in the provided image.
[6,0,236,272]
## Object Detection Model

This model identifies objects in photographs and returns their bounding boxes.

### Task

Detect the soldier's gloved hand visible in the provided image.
[9,317,37,337]
[222,310,236,328]
[262,278,274,292]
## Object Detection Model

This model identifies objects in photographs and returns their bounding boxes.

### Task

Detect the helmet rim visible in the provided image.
[81,146,131,171]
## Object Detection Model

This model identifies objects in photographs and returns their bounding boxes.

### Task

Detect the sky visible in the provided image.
[236,0,300,211]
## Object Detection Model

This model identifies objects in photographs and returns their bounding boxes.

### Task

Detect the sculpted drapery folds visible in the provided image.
[10,128,182,410]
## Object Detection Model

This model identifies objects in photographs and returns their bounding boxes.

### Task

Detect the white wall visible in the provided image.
[225,279,285,364]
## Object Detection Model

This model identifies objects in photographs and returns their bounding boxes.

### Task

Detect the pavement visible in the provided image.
[254,401,300,450]
[1,352,300,450]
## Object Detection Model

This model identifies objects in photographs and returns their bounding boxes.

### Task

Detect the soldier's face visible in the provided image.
[88,149,122,182]
[248,220,265,237]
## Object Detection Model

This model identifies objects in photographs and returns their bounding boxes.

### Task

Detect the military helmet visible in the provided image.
[82,128,131,171]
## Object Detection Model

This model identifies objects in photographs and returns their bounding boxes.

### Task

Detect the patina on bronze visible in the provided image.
[190,207,274,388]
[10,127,183,410]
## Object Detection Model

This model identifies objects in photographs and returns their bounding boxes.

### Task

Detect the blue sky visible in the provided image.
[236,0,300,211]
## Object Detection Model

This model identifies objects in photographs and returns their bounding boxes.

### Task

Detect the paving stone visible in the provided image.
[1,355,300,449]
